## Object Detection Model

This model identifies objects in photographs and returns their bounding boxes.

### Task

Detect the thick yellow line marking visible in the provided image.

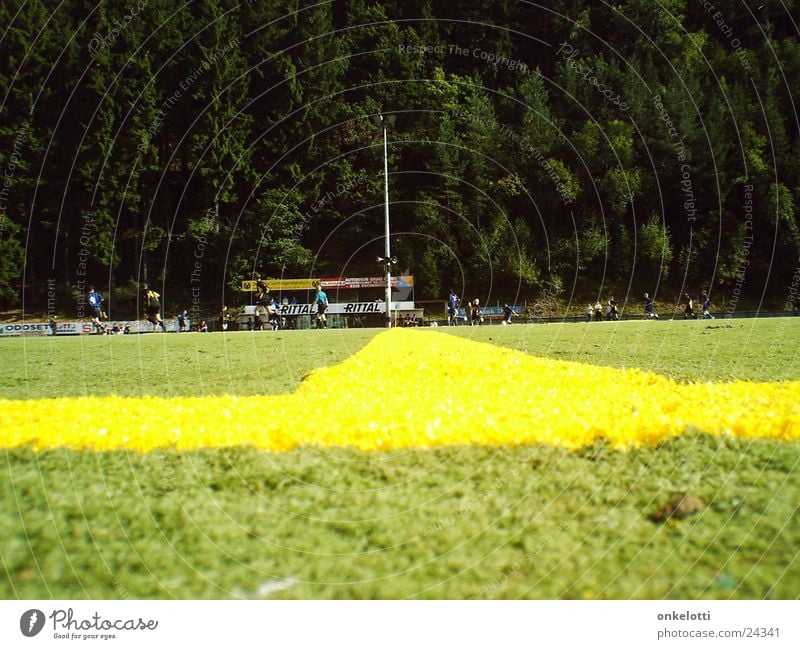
[1,329,798,451]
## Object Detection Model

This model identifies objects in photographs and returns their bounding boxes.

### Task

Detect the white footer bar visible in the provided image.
[2,600,796,648]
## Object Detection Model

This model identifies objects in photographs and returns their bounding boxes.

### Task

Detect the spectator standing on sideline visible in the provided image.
[644,293,659,319]
[471,299,482,325]
[447,289,460,326]
[279,297,289,329]
[267,299,280,330]
[594,300,603,322]
[252,311,264,330]
[87,285,106,333]
[219,306,229,331]
[701,290,715,319]
[314,282,329,329]
[251,273,269,328]
[141,283,166,332]
[254,303,268,329]
[585,304,593,322]
[502,303,514,325]
[177,310,188,332]
[609,297,620,321]
[683,293,696,319]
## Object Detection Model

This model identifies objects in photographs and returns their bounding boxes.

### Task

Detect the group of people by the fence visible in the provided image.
[584,290,715,321]
[585,297,621,322]
[79,281,717,335]
[640,290,715,320]
[446,289,516,326]
[82,275,334,334]
[84,284,164,334]
[84,283,202,334]
[447,290,479,326]
[399,314,423,327]
[252,274,330,330]
[446,288,715,326]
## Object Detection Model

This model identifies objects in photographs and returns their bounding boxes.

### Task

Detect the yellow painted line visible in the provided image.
[1,329,798,451]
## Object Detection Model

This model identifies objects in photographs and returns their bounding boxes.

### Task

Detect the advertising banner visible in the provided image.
[241,278,320,291]
[0,321,92,336]
[240,302,415,317]
[241,276,414,291]
[0,319,184,336]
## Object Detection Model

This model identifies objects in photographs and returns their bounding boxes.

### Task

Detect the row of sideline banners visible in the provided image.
[0,319,184,336]
[241,301,416,316]
[0,302,419,336]
[241,275,414,291]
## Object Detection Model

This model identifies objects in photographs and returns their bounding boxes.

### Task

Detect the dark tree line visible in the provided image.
[1,0,799,317]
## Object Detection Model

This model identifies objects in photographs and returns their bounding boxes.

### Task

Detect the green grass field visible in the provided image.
[1,318,799,598]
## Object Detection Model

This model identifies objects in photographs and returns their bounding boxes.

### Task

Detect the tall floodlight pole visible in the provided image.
[381,114,392,328]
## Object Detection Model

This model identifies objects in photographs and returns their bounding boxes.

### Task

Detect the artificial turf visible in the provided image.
[1,317,798,599]
[2,438,798,599]
[0,328,378,399]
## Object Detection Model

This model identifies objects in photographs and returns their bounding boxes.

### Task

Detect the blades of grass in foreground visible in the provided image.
[1,437,798,599]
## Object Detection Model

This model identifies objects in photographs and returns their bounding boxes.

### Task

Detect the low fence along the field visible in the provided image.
[1,308,796,335]
[466,309,799,325]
